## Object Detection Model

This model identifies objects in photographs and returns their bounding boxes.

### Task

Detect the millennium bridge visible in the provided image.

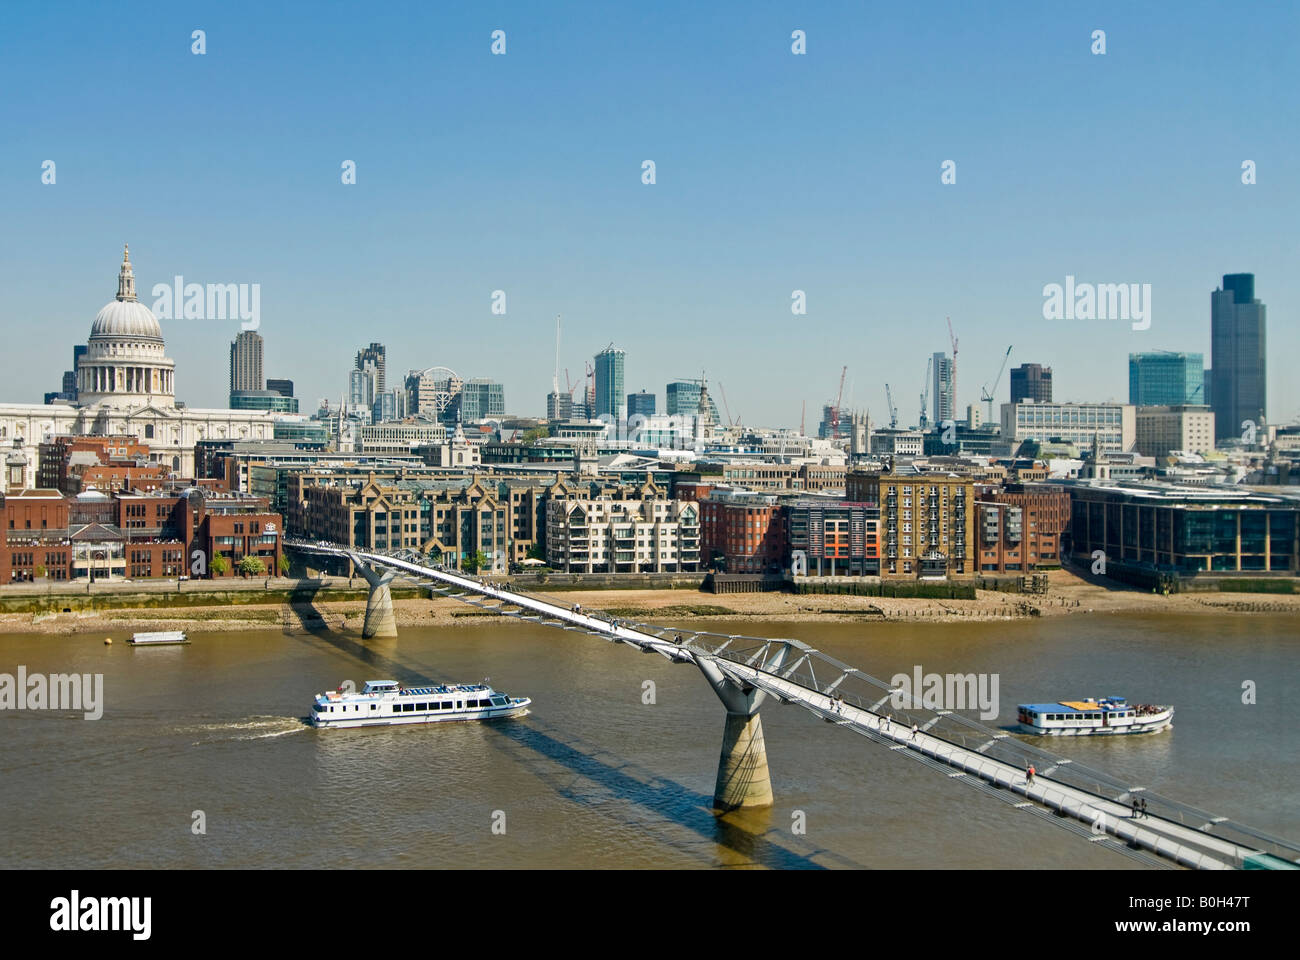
[287,538,1299,871]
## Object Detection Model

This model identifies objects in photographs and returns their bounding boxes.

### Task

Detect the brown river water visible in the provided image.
[1,613,1296,869]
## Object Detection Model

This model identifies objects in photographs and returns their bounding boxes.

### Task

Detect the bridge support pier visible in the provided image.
[714,711,773,811]
[696,645,790,812]
[349,555,397,639]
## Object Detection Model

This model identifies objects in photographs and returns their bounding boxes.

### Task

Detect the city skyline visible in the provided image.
[2,1,1295,427]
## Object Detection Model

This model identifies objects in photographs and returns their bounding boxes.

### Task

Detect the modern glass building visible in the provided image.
[1068,482,1298,575]
[453,379,506,422]
[273,420,328,444]
[666,380,719,421]
[229,390,298,413]
[1211,273,1266,442]
[627,390,656,417]
[1128,351,1205,406]
[371,390,399,423]
[594,346,625,419]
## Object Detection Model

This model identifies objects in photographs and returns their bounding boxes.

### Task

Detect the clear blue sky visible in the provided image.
[2,0,1296,426]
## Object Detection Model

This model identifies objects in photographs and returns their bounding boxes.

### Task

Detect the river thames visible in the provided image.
[2,613,1296,869]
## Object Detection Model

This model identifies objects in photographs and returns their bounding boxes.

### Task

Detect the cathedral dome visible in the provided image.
[89,245,163,341]
[91,299,163,340]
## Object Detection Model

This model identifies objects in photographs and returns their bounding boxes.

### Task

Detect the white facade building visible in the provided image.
[0,247,276,487]
[1134,406,1216,458]
[545,492,701,573]
[1000,400,1136,454]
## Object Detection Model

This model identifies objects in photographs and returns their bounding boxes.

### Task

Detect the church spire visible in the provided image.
[116,244,137,301]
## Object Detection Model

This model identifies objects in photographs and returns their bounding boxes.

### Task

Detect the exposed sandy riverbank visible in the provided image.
[2,569,1297,636]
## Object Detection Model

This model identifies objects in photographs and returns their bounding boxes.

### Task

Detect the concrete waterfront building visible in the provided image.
[0,247,277,485]
[1009,363,1053,404]
[845,467,976,579]
[1129,352,1205,407]
[1134,406,1216,459]
[1000,400,1135,454]
[594,345,625,420]
[229,330,264,401]
[1211,273,1267,443]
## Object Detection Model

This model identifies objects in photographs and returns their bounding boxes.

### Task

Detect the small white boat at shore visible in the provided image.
[129,630,190,646]
[1018,697,1172,735]
[311,680,530,729]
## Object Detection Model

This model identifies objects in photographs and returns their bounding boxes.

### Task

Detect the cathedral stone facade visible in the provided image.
[0,247,276,488]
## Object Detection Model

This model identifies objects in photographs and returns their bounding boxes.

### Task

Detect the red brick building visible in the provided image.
[700,492,787,573]
[976,483,1071,573]
[3,487,282,583]
[2,491,73,582]
[38,436,153,493]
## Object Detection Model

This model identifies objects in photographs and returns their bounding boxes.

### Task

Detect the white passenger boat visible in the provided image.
[310,680,531,728]
[129,630,190,646]
[1018,697,1173,735]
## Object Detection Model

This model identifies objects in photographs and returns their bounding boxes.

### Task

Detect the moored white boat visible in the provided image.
[311,680,530,728]
[129,630,190,646]
[1018,697,1172,735]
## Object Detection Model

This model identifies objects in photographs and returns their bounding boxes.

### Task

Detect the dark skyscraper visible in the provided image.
[627,391,656,417]
[1211,274,1266,442]
[356,342,386,395]
[1009,363,1052,403]
[229,330,264,399]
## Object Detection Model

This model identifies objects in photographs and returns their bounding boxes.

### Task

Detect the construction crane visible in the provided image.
[981,345,1013,424]
[885,383,898,430]
[552,315,562,396]
[919,356,932,430]
[718,382,735,426]
[947,316,958,421]
[830,365,847,438]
